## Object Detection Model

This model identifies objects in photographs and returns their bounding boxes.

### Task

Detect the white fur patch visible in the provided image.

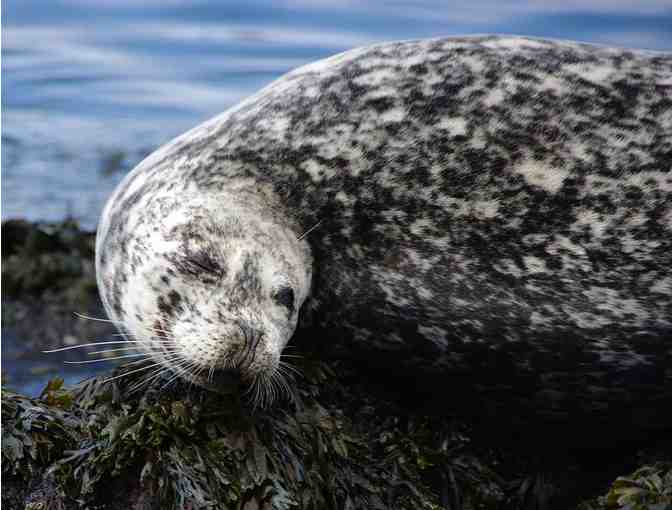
[514,159,570,194]
[437,116,467,136]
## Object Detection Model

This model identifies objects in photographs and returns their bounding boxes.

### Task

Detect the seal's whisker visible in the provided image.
[65,353,151,364]
[185,363,202,394]
[150,333,177,343]
[101,361,168,384]
[276,368,297,389]
[43,340,156,353]
[270,375,279,405]
[148,334,176,341]
[271,373,282,403]
[124,358,174,367]
[278,360,302,377]
[189,364,209,395]
[261,372,277,408]
[247,375,262,410]
[271,372,282,402]
[160,358,198,391]
[262,374,272,404]
[165,362,194,390]
[128,370,172,394]
[88,346,179,355]
[159,359,190,386]
[126,355,183,394]
[257,377,266,409]
[275,366,297,406]
[148,326,173,334]
[74,312,128,325]
[297,219,322,241]
[119,356,166,368]
[280,373,293,399]
[127,371,163,395]
[157,369,183,392]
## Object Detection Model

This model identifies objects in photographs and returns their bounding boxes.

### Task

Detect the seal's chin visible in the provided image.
[184,362,278,394]
[178,356,289,408]
[194,367,247,393]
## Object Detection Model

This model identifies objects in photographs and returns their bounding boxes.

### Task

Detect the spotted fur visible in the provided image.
[97,36,671,410]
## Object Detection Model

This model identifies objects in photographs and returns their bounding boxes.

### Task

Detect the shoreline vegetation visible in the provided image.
[2,219,671,509]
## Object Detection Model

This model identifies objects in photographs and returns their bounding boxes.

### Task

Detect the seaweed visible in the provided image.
[578,463,672,510]
[3,359,446,509]
[4,351,672,509]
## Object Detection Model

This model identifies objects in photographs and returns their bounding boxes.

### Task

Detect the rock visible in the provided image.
[1,219,112,353]
[2,362,670,509]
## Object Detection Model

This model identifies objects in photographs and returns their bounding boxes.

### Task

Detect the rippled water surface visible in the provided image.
[3,0,672,227]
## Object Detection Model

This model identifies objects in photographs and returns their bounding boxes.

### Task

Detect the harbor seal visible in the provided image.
[96,36,672,416]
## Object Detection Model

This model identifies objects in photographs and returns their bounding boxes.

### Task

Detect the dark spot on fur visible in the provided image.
[158,291,184,319]
[153,319,168,337]
[235,254,262,297]
[168,290,182,308]
[367,96,396,113]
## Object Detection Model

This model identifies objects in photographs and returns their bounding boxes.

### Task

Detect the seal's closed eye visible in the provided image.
[183,251,224,277]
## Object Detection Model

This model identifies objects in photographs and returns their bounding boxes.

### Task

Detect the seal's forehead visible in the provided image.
[158,221,272,280]
[163,215,246,243]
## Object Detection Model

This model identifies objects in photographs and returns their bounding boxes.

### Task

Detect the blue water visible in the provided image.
[1,329,115,397]
[2,0,672,228]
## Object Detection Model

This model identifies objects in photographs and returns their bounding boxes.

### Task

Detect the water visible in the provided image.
[1,329,114,397]
[2,1,672,395]
[2,0,672,228]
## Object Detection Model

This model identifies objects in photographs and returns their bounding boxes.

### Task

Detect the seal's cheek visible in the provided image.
[156,290,185,320]
[257,315,295,358]
[170,318,231,368]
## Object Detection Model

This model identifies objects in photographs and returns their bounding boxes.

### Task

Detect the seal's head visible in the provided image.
[96,184,312,400]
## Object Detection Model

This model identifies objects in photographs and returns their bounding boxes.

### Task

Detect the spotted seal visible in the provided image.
[96,36,672,414]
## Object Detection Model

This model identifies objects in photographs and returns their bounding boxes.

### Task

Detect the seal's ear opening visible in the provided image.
[273,286,295,315]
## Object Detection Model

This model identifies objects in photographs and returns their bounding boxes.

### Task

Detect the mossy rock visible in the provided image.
[1,219,96,298]
[4,357,672,509]
[1,219,107,352]
[2,361,452,509]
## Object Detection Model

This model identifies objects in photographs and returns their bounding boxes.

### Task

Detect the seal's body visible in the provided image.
[97,36,671,414]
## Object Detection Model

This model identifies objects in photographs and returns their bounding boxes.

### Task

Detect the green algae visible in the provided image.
[3,355,672,509]
[3,360,445,509]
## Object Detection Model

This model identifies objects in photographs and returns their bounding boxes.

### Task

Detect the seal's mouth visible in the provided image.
[196,354,268,385]
[209,367,244,386]
[189,367,248,394]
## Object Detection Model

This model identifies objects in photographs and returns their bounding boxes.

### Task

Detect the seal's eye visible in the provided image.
[274,286,295,314]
